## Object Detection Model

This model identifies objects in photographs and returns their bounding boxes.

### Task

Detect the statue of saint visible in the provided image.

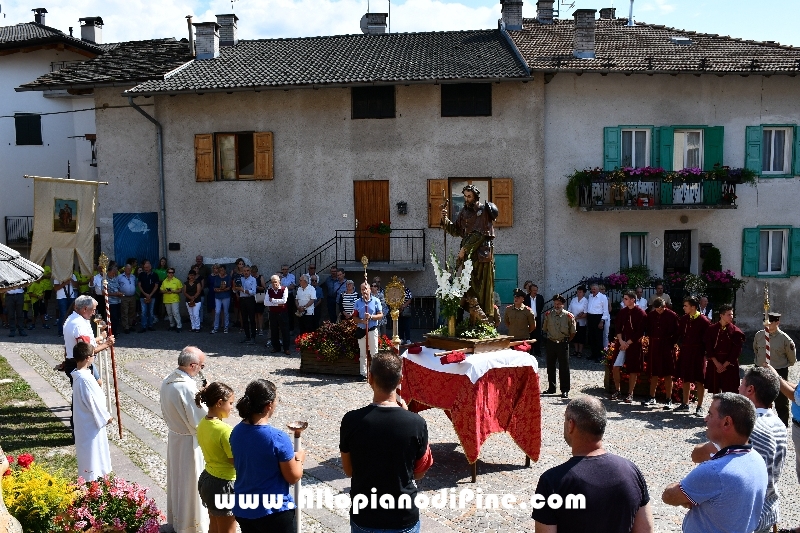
[441,184,498,322]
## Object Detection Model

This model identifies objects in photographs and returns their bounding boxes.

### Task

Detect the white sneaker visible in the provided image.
[224,328,229,333]
[210,329,218,334]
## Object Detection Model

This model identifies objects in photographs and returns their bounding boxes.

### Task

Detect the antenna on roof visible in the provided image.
[627,0,634,26]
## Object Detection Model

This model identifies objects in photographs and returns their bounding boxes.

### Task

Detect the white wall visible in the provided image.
[0,49,97,244]
[543,73,800,328]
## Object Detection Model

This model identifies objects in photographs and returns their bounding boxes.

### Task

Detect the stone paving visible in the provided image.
[3,322,800,532]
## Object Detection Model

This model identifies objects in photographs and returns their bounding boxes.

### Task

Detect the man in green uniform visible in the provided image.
[441,185,498,322]
[541,295,577,399]
[504,288,536,342]
[755,312,797,426]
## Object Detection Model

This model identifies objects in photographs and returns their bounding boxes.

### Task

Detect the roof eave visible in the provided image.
[16,79,164,92]
[528,68,800,76]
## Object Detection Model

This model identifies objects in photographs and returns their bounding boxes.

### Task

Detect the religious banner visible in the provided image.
[28,176,101,282]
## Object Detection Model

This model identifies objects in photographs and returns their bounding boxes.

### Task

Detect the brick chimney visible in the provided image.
[79,17,103,44]
[599,7,616,19]
[32,8,47,25]
[501,0,523,31]
[215,14,238,47]
[193,22,220,59]
[536,0,553,24]
[573,9,597,59]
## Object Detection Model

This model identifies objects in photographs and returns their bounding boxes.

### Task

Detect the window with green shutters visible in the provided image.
[744,125,799,178]
[604,125,723,171]
[742,226,800,278]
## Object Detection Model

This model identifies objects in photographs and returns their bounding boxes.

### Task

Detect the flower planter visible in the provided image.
[300,350,361,376]
[702,181,722,205]
[660,183,673,205]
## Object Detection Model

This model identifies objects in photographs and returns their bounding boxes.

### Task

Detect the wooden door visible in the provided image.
[664,230,691,276]
[354,180,390,261]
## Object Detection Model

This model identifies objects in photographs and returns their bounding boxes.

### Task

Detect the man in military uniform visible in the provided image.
[441,185,498,322]
[755,312,797,426]
[541,295,576,399]
[504,288,536,342]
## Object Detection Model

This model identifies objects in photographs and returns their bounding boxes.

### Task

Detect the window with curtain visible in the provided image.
[673,130,703,170]
[761,128,792,174]
[620,233,647,269]
[621,129,649,168]
[759,229,787,274]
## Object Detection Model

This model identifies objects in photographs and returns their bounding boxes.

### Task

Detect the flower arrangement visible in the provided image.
[295,322,394,362]
[668,272,707,296]
[2,455,76,533]
[366,221,391,235]
[430,250,473,319]
[430,320,498,340]
[56,474,163,533]
[605,272,629,289]
[703,269,747,291]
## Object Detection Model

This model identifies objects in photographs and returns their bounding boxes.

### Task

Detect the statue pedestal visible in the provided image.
[424,334,513,353]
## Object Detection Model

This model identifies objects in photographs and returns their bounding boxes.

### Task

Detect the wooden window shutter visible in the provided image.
[789,228,800,277]
[793,126,800,176]
[650,126,660,168]
[195,134,214,182]
[427,179,447,228]
[254,132,274,180]
[703,126,724,170]
[603,127,620,170]
[745,126,762,174]
[741,228,759,277]
[491,178,513,228]
[658,127,674,171]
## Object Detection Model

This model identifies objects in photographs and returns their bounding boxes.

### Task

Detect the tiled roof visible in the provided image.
[0,22,102,54]
[126,30,529,95]
[509,18,800,74]
[17,39,194,90]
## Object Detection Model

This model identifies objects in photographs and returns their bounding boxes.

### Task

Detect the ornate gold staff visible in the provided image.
[763,282,770,365]
[98,252,123,439]
[384,276,406,353]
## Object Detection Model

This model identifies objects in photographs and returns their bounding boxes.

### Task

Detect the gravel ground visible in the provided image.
[3,321,800,532]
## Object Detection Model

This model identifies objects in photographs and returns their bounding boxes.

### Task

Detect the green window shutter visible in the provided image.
[741,228,759,277]
[603,127,620,170]
[703,126,724,170]
[790,228,800,276]
[794,125,800,176]
[651,127,660,168]
[745,126,762,174]
[658,127,674,171]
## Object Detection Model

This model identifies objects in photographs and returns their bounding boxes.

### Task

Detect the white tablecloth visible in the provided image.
[402,346,538,384]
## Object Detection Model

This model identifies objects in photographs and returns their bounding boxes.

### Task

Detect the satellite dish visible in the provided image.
[360,14,369,34]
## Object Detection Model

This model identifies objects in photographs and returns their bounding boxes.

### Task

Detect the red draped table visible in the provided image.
[399,347,541,481]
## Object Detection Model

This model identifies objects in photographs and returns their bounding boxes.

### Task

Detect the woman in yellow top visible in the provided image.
[195,382,236,533]
[160,268,183,332]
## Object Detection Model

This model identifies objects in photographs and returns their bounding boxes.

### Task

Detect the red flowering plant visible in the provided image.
[56,474,163,533]
[296,321,395,362]
[605,272,629,289]
[366,221,392,235]
[703,269,746,291]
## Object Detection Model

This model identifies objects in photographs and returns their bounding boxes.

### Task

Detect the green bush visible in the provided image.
[702,246,722,273]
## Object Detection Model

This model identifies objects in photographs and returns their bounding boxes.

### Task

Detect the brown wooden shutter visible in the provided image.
[253,132,274,180]
[195,134,214,182]
[491,178,513,227]
[428,179,447,228]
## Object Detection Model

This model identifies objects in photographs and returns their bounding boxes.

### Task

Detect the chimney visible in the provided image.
[79,17,104,44]
[215,14,238,47]
[193,22,220,60]
[536,0,553,24]
[32,8,48,26]
[500,0,523,31]
[365,13,388,34]
[573,9,597,59]
[186,15,195,57]
[599,7,616,19]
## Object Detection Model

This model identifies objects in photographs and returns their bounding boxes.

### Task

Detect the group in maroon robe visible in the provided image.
[703,321,745,393]
[616,305,648,373]
[645,307,680,378]
[675,313,711,383]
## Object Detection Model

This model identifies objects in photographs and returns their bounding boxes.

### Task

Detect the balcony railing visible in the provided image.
[578,179,738,210]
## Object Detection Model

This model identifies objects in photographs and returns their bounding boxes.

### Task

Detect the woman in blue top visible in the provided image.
[212,265,231,334]
[230,379,305,533]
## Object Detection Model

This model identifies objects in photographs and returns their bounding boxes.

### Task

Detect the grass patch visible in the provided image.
[0,355,76,477]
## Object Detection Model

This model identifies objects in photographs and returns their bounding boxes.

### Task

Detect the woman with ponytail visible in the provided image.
[195,382,236,533]
[229,379,305,533]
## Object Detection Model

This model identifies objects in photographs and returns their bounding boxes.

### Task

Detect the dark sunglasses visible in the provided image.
[768,316,780,323]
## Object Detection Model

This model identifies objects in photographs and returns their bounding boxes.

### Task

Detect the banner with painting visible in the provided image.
[112,213,159,268]
[29,176,99,282]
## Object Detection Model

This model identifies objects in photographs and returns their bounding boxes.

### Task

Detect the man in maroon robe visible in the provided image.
[642,297,679,409]
[674,296,711,416]
[612,291,648,403]
[703,303,745,395]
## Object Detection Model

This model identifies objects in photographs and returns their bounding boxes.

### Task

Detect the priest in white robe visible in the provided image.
[160,346,209,533]
[72,341,112,480]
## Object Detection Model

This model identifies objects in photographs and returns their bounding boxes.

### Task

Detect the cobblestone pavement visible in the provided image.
[3,322,800,532]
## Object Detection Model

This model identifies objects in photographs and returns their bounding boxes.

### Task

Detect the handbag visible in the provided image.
[354,327,366,339]
[254,293,266,304]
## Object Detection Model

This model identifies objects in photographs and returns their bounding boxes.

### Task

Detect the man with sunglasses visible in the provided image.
[160,346,209,533]
[755,312,797,427]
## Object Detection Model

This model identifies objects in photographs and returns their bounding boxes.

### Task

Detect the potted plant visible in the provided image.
[296,320,393,375]
[366,221,392,235]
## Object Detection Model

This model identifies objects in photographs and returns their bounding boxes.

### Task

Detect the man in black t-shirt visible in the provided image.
[340,352,433,532]
[532,397,654,533]
[136,260,160,333]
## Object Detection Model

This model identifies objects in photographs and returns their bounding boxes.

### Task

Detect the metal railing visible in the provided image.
[578,179,738,209]
[5,216,33,247]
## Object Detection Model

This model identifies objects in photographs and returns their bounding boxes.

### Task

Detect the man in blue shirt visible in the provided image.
[234,265,258,344]
[662,392,767,533]
[353,282,383,380]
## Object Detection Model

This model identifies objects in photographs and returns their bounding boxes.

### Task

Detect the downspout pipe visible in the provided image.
[128,95,168,262]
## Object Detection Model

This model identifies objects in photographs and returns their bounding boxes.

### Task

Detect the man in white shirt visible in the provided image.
[635,287,648,311]
[567,286,588,358]
[699,296,712,320]
[586,284,609,363]
[54,272,78,336]
[647,283,672,309]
